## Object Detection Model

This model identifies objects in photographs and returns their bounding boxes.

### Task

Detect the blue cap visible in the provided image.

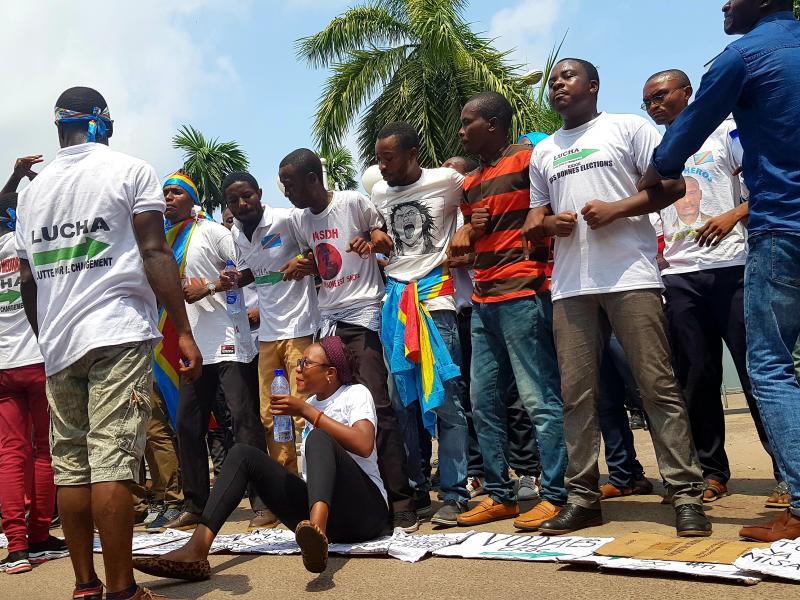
[518,132,549,147]
[275,369,285,376]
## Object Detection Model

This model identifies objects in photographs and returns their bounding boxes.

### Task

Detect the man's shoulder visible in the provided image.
[603,112,652,131]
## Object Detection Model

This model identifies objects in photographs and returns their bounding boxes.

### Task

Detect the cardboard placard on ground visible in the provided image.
[0,534,7,549]
[734,538,800,582]
[94,529,192,554]
[595,533,768,564]
[572,555,761,585]
[433,532,613,562]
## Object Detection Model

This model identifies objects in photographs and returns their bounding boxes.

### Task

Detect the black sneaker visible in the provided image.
[629,411,647,430]
[28,535,69,564]
[675,503,712,537]
[0,550,32,574]
[393,510,419,533]
[431,501,467,527]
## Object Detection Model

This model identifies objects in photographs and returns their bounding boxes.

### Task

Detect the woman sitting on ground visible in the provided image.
[134,337,389,577]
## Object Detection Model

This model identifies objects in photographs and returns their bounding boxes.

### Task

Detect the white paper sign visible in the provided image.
[222,528,300,555]
[0,534,7,549]
[328,536,391,556]
[574,555,761,585]
[433,532,613,562]
[734,538,800,582]
[94,529,191,554]
[386,529,473,563]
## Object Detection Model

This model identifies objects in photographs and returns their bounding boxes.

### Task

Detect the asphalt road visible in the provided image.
[2,403,794,599]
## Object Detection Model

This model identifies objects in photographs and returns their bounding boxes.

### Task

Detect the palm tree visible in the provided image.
[320,146,359,191]
[297,0,555,167]
[172,125,249,213]
[795,0,799,19]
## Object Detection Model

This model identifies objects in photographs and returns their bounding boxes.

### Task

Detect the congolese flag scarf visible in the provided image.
[381,264,460,435]
[153,210,211,426]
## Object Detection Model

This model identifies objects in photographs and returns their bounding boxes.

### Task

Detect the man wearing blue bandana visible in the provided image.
[15,86,202,600]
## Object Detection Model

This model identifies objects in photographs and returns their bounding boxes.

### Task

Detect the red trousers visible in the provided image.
[0,364,56,552]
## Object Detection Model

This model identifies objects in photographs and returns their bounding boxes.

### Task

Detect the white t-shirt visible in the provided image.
[372,168,464,312]
[530,112,663,301]
[291,191,385,315]
[15,144,163,375]
[233,206,319,343]
[182,218,255,365]
[300,383,387,505]
[0,232,42,368]
[660,118,747,275]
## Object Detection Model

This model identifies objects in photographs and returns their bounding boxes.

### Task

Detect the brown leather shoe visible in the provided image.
[248,509,279,531]
[160,511,201,532]
[765,481,790,508]
[739,509,800,542]
[599,483,632,499]
[513,500,560,531]
[456,497,519,526]
[702,479,730,503]
[133,556,211,582]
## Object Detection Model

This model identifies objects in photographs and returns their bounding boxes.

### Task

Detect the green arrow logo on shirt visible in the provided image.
[255,271,285,285]
[0,289,21,304]
[553,148,600,167]
[32,237,110,267]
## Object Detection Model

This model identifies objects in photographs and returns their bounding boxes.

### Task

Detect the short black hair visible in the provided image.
[776,0,793,10]
[646,69,691,88]
[556,58,600,84]
[222,171,260,194]
[0,193,18,220]
[377,121,420,151]
[55,86,111,137]
[465,91,514,130]
[279,148,324,182]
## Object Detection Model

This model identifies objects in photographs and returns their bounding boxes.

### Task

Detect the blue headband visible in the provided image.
[163,172,201,205]
[54,106,113,143]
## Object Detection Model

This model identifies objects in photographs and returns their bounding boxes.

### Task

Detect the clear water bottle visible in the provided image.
[272,369,294,442]
[224,259,244,315]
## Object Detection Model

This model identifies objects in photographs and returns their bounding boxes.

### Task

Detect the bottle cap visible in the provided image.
[275,369,285,376]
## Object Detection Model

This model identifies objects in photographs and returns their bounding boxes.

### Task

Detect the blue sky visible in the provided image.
[0,1,735,208]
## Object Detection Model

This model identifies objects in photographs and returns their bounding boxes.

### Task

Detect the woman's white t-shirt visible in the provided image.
[0,232,42,368]
[530,112,664,301]
[300,383,388,505]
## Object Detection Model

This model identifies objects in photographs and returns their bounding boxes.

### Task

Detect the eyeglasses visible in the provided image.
[296,358,331,372]
[641,87,688,111]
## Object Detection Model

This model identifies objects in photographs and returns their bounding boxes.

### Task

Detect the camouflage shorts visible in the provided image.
[46,341,153,485]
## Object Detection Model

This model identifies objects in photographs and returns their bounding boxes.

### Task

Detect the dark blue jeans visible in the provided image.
[745,233,800,515]
[598,336,646,488]
[470,295,567,505]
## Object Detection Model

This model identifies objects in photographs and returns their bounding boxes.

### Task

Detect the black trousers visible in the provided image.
[177,359,267,514]
[207,382,234,478]
[326,322,414,513]
[457,308,540,478]
[202,434,390,543]
[664,266,779,483]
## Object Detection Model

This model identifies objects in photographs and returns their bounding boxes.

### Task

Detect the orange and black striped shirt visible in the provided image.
[461,144,552,303]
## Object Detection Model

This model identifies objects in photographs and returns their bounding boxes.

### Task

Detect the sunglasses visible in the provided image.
[296,358,331,372]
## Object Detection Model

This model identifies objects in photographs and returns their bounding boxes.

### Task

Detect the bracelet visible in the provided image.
[312,411,323,428]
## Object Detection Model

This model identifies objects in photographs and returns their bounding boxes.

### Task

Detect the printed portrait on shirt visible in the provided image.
[664,176,712,242]
[389,200,438,256]
[315,242,343,280]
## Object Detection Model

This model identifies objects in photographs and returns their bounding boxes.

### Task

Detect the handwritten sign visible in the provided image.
[734,538,800,582]
[574,555,761,585]
[433,532,613,562]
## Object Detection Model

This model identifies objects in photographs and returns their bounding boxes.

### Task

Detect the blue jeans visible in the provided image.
[470,295,567,505]
[598,336,646,489]
[390,311,469,503]
[745,233,800,515]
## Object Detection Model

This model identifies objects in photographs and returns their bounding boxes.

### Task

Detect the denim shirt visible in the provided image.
[652,12,800,235]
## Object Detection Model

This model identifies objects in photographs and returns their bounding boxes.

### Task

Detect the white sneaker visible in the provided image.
[466,476,484,498]
[516,475,540,501]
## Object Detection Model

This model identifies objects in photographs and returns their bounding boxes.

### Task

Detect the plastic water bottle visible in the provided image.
[272,369,294,442]
[224,259,244,315]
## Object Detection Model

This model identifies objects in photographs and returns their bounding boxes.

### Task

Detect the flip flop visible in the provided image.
[702,480,730,503]
[295,520,328,573]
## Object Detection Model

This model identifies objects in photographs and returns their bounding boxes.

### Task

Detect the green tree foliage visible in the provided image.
[320,146,359,191]
[172,125,249,213]
[297,0,557,167]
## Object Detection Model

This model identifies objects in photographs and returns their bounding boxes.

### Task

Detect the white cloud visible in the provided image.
[0,0,246,187]
[488,0,573,71]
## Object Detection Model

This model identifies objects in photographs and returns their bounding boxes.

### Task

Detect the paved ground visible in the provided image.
[3,397,795,598]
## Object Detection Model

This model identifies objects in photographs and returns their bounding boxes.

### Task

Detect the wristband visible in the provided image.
[312,411,323,428]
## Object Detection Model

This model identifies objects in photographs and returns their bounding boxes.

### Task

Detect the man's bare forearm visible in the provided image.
[614,178,686,219]
[19,259,38,336]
